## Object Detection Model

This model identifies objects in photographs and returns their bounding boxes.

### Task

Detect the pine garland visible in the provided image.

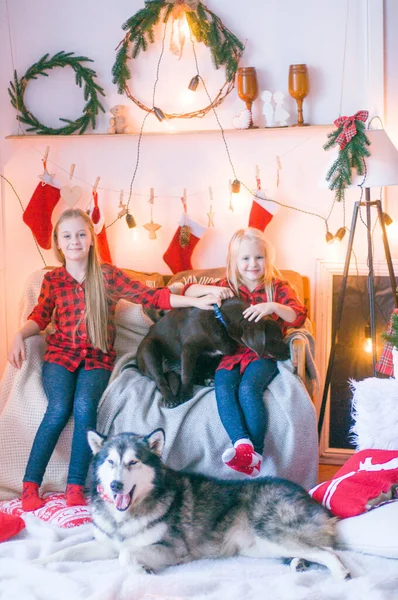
[8,51,106,135]
[324,117,371,203]
[382,310,398,349]
[112,0,244,98]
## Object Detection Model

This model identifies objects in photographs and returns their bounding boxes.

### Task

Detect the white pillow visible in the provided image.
[336,502,398,558]
[350,378,398,450]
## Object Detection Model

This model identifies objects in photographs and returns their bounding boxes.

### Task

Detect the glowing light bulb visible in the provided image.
[364,337,373,354]
[364,325,372,353]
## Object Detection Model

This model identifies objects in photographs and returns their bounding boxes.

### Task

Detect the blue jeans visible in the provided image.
[24,361,111,486]
[214,359,278,455]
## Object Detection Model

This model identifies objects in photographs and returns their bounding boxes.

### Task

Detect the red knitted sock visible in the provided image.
[65,484,87,507]
[21,481,45,512]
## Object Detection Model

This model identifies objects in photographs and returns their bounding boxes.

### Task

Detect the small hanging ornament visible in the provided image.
[179,224,191,247]
[179,189,190,247]
[143,188,162,239]
[60,163,82,209]
[38,147,55,185]
[118,190,128,218]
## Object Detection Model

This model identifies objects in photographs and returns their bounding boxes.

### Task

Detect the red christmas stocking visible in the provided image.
[163,215,206,273]
[89,191,112,264]
[248,190,278,231]
[23,182,61,249]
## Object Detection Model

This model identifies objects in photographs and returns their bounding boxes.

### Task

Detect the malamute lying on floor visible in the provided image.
[39,429,350,581]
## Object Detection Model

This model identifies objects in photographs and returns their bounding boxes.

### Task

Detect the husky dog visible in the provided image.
[137,297,290,407]
[38,429,350,581]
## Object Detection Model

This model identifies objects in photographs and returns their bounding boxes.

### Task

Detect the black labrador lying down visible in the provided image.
[137,297,290,407]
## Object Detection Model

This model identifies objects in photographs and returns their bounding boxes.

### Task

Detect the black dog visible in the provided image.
[136,297,290,407]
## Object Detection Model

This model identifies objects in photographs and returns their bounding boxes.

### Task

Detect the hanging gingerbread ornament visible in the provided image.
[178,189,190,247]
[143,188,162,239]
[179,223,191,247]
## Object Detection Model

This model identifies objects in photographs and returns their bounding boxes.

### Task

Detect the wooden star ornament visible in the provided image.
[38,169,55,185]
[144,220,162,239]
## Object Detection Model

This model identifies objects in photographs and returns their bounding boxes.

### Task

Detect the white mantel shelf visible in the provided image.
[5,124,333,140]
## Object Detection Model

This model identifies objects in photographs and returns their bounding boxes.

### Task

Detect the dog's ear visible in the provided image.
[145,428,165,457]
[87,430,106,455]
[267,340,291,361]
[240,322,266,356]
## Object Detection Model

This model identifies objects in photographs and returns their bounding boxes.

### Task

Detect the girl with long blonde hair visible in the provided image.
[8,208,219,511]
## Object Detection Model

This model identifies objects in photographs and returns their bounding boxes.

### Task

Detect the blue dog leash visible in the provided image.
[213,304,227,327]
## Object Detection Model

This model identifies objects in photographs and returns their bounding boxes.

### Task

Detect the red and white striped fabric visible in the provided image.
[310,449,398,518]
[0,493,92,529]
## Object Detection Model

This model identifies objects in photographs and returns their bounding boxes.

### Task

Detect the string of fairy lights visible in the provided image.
[4,0,393,266]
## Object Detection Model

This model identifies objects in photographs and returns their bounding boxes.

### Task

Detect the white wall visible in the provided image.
[0,0,394,377]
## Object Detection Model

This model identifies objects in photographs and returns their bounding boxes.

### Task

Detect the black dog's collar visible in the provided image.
[213,304,227,327]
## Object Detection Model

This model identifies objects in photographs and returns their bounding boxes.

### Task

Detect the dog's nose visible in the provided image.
[110,480,124,493]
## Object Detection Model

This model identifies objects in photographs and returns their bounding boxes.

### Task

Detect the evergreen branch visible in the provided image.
[324,120,371,202]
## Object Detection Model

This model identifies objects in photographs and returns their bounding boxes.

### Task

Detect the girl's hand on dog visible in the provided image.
[243,302,276,322]
[243,302,298,323]
[209,287,234,301]
[193,294,225,310]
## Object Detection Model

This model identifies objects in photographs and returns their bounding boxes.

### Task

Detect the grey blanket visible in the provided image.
[97,354,318,490]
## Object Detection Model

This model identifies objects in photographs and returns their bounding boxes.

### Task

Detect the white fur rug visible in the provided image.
[1,517,398,600]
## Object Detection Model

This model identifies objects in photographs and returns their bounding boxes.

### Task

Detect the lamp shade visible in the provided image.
[351,129,398,188]
[322,128,398,190]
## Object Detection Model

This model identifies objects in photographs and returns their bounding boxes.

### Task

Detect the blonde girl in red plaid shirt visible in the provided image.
[8,209,220,511]
[184,227,307,476]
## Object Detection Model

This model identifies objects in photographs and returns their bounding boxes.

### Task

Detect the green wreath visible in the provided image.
[8,51,106,135]
[112,0,244,119]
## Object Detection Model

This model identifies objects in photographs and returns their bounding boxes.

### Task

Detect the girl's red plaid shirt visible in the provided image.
[28,264,172,372]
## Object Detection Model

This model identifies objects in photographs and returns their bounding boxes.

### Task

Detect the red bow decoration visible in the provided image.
[334,110,369,149]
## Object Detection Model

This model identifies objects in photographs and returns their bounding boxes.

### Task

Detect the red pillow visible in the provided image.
[0,493,91,529]
[309,449,398,518]
[0,511,25,542]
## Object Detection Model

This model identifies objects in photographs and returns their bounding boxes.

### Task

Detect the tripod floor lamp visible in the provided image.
[318,128,398,439]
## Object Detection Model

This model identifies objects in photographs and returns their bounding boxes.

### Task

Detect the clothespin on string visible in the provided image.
[179,188,190,246]
[149,187,155,219]
[255,164,261,190]
[69,163,75,181]
[43,146,50,172]
[207,186,215,227]
[181,188,188,223]
[93,176,100,195]
[276,155,282,188]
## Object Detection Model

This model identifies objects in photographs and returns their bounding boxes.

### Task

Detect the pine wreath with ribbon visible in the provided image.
[324,110,371,202]
[112,0,244,119]
[8,51,106,135]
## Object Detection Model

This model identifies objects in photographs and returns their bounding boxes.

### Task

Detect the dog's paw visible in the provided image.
[289,557,310,573]
[119,549,153,574]
[162,396,184,408]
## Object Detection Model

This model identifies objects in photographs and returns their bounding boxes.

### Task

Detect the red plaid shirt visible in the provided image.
[376,309,398,376]
[28,264,172,372]
[186,277,307,373]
